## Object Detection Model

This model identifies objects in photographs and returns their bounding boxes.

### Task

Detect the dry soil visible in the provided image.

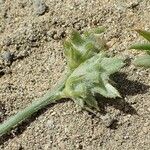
[0,0,150,150]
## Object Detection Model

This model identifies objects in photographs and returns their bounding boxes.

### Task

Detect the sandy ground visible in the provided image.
[0,0,150,149]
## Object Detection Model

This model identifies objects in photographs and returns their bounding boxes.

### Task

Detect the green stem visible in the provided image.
[0,70,71,136]
[0,91,61,136]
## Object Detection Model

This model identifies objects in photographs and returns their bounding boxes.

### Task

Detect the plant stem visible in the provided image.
[0,91,61,136]
[0,70,71,136]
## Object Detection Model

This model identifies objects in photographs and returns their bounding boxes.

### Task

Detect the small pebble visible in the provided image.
[46,119,55,129]
[33,0,48,16]
[142,126,148,134]
[1,51,14,65]
[123,135,129,140]
[100,114,116,127]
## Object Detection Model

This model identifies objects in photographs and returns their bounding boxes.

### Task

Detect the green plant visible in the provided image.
[130,29,150,67]
[0,28,124,136]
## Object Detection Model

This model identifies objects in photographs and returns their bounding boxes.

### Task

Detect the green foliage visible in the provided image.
[62,27,124,110]
[0,27,124,136]
[64,27,107,71]
[130,29,150,67]
[134,55,150,68]
[63,53,123,110]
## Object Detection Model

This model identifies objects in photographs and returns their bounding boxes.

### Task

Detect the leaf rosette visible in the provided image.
[62,28,124,109]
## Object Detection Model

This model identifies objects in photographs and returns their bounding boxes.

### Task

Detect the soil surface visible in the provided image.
[0,0,150,150]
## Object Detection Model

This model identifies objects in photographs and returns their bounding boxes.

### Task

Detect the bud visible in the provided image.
[64,27,107,71]
[62,53,124,110]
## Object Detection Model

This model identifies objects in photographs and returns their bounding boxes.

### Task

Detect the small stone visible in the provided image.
[33,0,48,16]
[46,119,55,129]
[51,112,56,116]
[123,135,129,140]
[1,51,14,65]
[100,114,117,127]
[142,126,148,134]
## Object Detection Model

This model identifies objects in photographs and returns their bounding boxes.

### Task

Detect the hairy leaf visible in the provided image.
[64,27,107,70]
[133,55,150,68]
[63,53,124,109]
